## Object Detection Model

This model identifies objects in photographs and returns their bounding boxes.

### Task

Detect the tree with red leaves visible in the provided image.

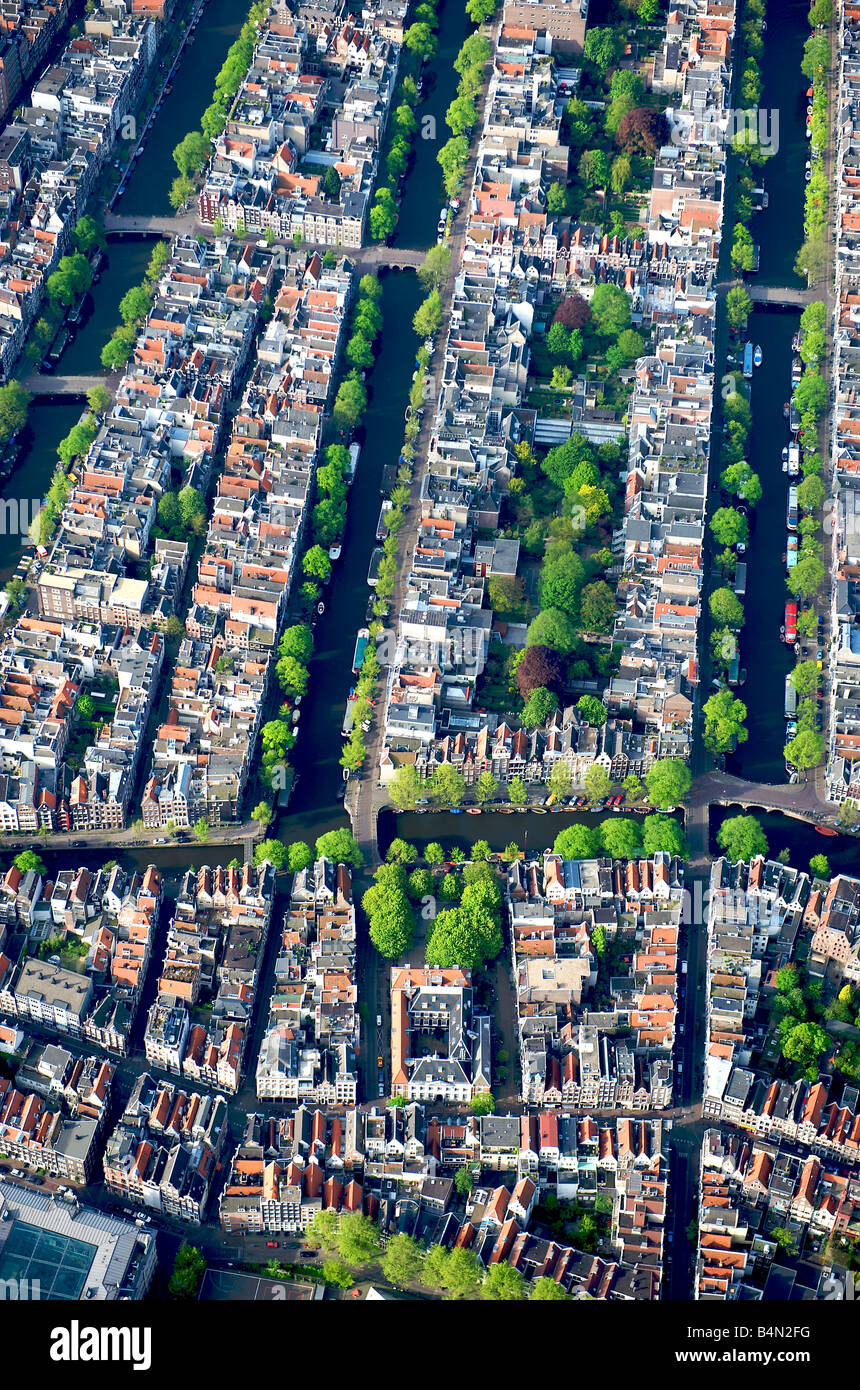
[616,107,668,157]
[515,644,567,699]
[553,295,591,331]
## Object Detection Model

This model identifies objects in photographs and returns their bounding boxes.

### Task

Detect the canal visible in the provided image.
[725,0,811,783]
[273,269,424,850]
[393,0,472,250]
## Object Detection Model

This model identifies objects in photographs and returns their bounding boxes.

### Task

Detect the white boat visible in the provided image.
[753,344,762,368]
[781,446,789,463]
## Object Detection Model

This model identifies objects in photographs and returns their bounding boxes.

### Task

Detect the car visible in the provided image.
[376,1013,382,1027]
[266,1241,278,1248]
[300,1250,315,1258]
[72,839,85,848]
[378,1083,385,1096]
[377,1054,384,1067]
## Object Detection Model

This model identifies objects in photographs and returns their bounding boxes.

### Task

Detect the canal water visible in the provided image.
[393,0,471,250]
[725,0,811,783]
[273,269,424,849]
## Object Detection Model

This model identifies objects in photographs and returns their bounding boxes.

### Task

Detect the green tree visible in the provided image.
[644,758,691,809]
[785,729,825,770]
[641,814,686,858]
[413,289,443,339]
[585,764,612,805]
[583,25,623,72]
[13,850,46,874]
[466,0,496,20]
[333,373,367,431]
[522,686,559,729]
[508,775,528,806]
[526,608,577,653]
[192,817,209,844]
[726,285,753,328]
[710,507,749,548]
[483,1263,526,1300]
[322,1259,354,1289]
[454,1166,474,1197]
[589,283,631,336]
[553,824,600,859]
[71,214,106,255]
[404,21,437,61]
[389,764,424,810]
[598,817,642,859]
[381,1233,424,1288]
[470,1092,496,1116]
[703,688,749,754]
[717,814,768,862]
[446,92,478,135]
[369,187,397,241]
[428,764,467,808]
[809,854,830,878]
[474,770,499,805]
[578,581,616,633]
[336,1211,382,1266]
[286,841,313,872]
[418,244,452,291]
[315,828,362,869]
[168,1244,205,1299]
[531,1276,571,1300]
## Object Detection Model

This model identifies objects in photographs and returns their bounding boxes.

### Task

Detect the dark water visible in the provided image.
[273,269,424,848]
[724,0,810,780]
[379,807,657,858]
[0,401,85,582]
[58,241,154,378]
[726,308,798,781]
[393,0,472,249]
[117,0,246,219]
[710,806,860,877]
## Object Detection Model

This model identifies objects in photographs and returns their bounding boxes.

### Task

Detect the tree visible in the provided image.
[589,283,631,337]
[251,801,272,828]
[404,21,437,61]
[369,187,397,241]
[277,656,309,697]
[526,608,577,653]
[333,373,367,430]
[508,775,528,806]
[522,685,559,729]
[465,0,496,20]
[470,1092,496,1115]
[454,1166,474,1197]
[13,850,45,874]
[726,285,753,328]
[381,1232,424,1287]
[797,475,826,513]
[86,383,112,416]
[785,729,825,770]
[709,588,745,630]
[487,575,526,618]
[386,837,417,865]
[285,841,313,872]
[474,771,499,805]
[577,696,608,727]
[413,289,443,339]
[730,223,756,273]
[717,814,768,862]
[72,214,106,256]
[578,148,611,191]
[336,1211,382,1266]
[583,25,623,72]
[345,330,374,370]
[710,507,748,548]
[322,1259,354,1288]
[446,92,478,135]
[278,624,313,664]
[539,547,586,615]
[389,764,424,810]
[173,130,210,178]
[548,762,573,799]
[516,645,566,699]
[585,764,612,805]
[315,828,362,869]
[598,817,642,859]
[554,295,591,331]
[644,758,691,809]
[787,554,826,600]
[531,1277,571,1300]
[790,660,821,698]
[192,817,209,844]
[579,581,616,633]
[553,824,600,859]
[302,545,332,584]
[615,107,668,156]
[703,688,749,754]
[810,854,830,878]
[794,371,828,418]
[0,379,30,447]
[641,814,686,858]
[428,764,467,809]
[306,1210,341,1252]
[483,1263,526,1300]
[418,244,451,291]
[168,1244,205,1299]
[437,136,470,198]
[780,1019,829,1077]
[422,1245,484,1298]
